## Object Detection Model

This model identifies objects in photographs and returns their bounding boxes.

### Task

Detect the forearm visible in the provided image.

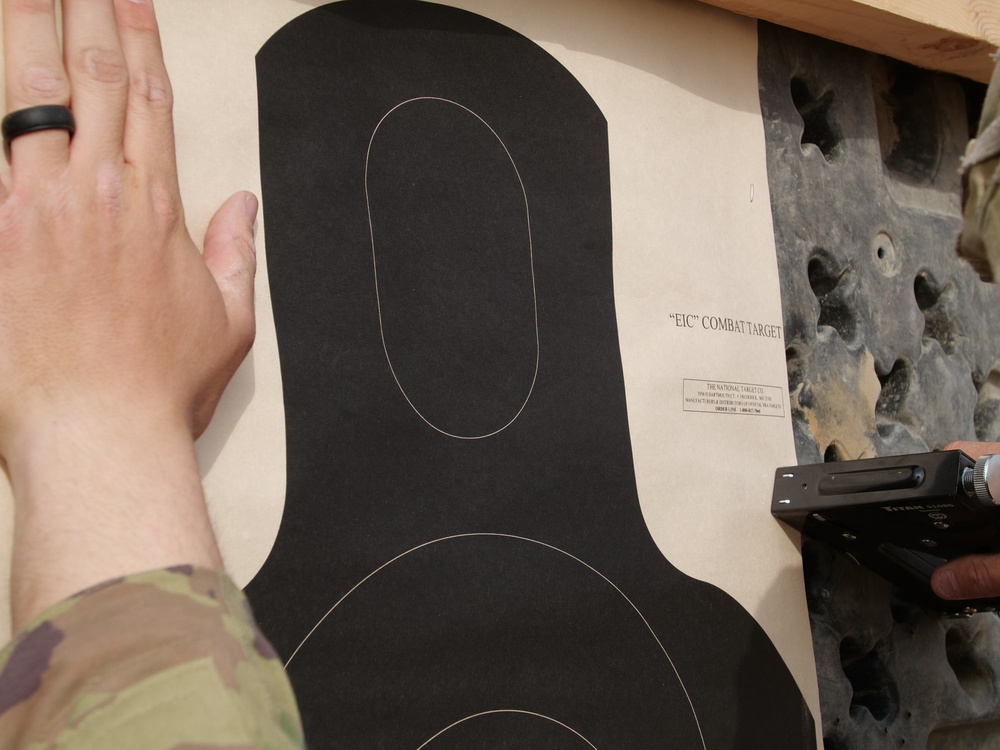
[0,567,303,749]
[5,400,221,632]
[0,0,291,742]
[0,0,256,632]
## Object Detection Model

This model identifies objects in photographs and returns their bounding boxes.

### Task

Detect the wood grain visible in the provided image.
[696,0,999,82]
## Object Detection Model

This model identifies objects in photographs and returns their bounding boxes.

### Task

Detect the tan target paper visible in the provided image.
[0,0,819,734]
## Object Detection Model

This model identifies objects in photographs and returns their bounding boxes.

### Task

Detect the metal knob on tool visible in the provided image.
[962,454,1000,506]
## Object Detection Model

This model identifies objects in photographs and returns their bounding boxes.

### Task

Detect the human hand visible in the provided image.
[0,0,256,449]
[0,0,257,628]
[931,441,1000,600]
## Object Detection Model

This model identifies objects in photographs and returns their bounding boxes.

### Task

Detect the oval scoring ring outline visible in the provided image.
[365,97,540,440]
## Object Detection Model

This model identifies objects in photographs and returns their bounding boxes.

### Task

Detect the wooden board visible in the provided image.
[695,0,999,82]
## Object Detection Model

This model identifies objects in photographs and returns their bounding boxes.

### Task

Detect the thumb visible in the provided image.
[202,191,259,346]
[932,554,1000,601]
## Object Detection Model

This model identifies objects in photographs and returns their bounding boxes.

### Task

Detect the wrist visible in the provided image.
[3,397,223,630]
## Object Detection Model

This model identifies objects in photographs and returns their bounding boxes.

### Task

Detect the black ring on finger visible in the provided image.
[2,105,76,161]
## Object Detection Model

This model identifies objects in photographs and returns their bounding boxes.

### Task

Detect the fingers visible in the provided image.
[4,0,175,175]
[932,554,1000,601]
[61,0,129,162]
[2,0,72,173]
[932,444,1000,602]
[113,0,176,174]
[202,191,259,350]
[943,441,1000,459]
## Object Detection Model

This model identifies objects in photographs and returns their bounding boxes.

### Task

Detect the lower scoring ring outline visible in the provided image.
[414,709,599,749]
[286,532,707,750]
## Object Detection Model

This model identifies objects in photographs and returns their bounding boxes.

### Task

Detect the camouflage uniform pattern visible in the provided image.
[0,566,304,749]
[957,60,1000,280]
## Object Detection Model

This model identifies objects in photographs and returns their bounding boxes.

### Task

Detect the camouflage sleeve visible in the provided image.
[0,566,304,750]
[956,59,1000,281]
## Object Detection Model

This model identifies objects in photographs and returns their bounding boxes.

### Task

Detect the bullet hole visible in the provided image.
[872,232,901,278]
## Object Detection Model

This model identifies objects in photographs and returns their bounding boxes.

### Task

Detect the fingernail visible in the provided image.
[935,569,959,599]
[243,193,260,238]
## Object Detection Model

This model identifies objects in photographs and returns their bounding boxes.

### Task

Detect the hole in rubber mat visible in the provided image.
[974,370,1000,442]
[825,442,850,462]
[945,625,995,700]
[791,76,841,162]
[913,272,961,355]
[808,252,858,343]
[873,61,945,188]
[889,592,922,626]
[840,636,900,723]
[928,718,1000,749]
[876,359,915,428]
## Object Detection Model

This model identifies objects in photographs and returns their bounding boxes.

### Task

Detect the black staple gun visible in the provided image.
[772,450,1000,614]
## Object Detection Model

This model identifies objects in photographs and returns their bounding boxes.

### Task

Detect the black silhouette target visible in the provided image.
[249,1,816,748]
